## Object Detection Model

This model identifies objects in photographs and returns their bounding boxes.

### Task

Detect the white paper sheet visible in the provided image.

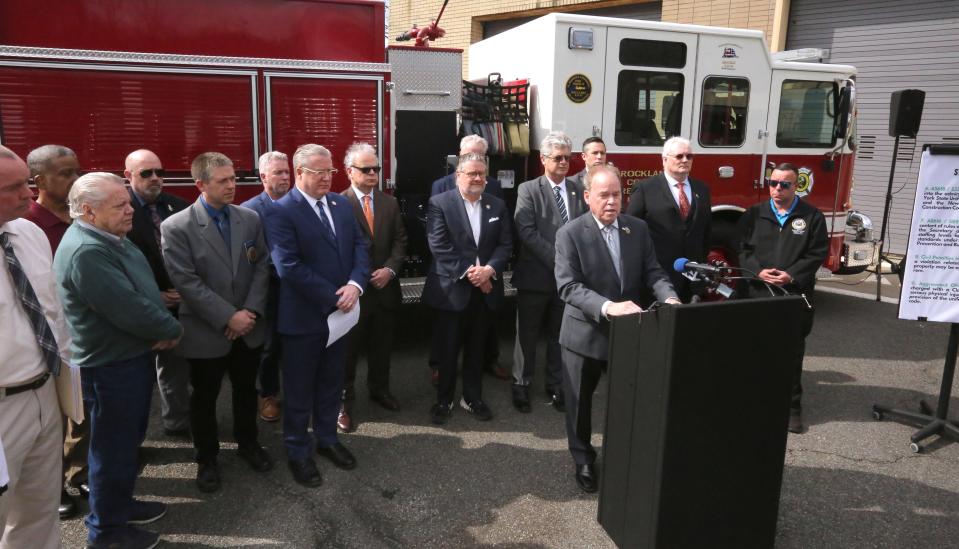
[0,433,9,491]
[327,303,360,347]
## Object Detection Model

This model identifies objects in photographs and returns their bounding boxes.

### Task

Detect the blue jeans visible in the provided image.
[81,352,155,543]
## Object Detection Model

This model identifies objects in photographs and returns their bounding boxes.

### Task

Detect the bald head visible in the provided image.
[124,149,165,203]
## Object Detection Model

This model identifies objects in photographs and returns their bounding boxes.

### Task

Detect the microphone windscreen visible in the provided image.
[673,257,689,272]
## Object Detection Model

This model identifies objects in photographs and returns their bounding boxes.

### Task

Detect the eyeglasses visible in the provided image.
[301,166,338,177]
[458,171,486,180]
[768,179,793,189]
[544,154,571,162]
[139,168,166,178]
[351,165,381,175]
[666,154,694,161]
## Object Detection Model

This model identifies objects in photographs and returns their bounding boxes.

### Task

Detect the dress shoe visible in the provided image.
[258,395,281,422]
[127,500,167,525]
[195,461,221,493]
[546,388,566,412]
[77,483,91,499]
[484,364,511,381]
[288,458,323,487]
[430,368,439,387]
[238,445,274,472]
[430,401,452,424]
[511,384,531,414]
[575,463,599,493]
[370,391,401,411]
[460,397,493,421]
[86,526,159,549]
[316,442,357,470]
[336,404,355,433]
[59,489,78,520]
[788,410,804,434]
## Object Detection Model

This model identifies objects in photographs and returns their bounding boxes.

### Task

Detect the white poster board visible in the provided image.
[899,147,959,322]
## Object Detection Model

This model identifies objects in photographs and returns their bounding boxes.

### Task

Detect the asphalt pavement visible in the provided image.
[60,287,959,548]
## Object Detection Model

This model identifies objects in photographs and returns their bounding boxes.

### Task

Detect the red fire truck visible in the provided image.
[0,1,876,277]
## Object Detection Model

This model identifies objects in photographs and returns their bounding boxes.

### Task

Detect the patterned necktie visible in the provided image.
[147,203,163,247]
[362,195,374,237]
[602,225,622,281]
[553,185,569,224]
[316,200,337,244]
[1,232,61,375]
[677,181,691,221]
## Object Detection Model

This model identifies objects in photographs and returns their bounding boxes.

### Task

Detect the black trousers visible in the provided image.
[514,289,564,391]
[434,289,492,406]
[188,339,261,464]
[561,346,606,466]
[792,304,815,413]
[344,297,396,399]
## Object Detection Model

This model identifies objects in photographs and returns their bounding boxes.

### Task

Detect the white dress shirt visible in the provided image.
[0,219,71,386]
[461,195,484,269]
[301,191,336,236]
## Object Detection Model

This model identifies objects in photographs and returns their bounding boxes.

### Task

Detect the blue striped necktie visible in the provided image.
[1,232,61,375]
[553,185,569,224]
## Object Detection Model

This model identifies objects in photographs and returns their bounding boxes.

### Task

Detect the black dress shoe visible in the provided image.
[316,442,357,470]
[238,445,274,472]
[288,458,323,487]
[575,464,599,493]
[196,461,221,493]
[59,489,78,520]
[547,388,566,413]
[430,401,452,424]
[77,483,91,499]
[370,391,401,411]
[512,384,531,414]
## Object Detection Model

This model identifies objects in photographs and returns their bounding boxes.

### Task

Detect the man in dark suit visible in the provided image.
[263,144,369,487]
[511,131,586,413]
[340,142,407,432]
[567,136,607,188]
[123,149,191,440]
[240,151,291,424]
[555,164,680,493]
[161,152,273,493]
[625,137,711,303]
[424,153,512,424]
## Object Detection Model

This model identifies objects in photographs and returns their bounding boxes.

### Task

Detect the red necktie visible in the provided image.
[677,182,691,221]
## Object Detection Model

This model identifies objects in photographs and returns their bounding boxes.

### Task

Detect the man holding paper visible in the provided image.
[0,145,73,548]
[263,144,369,487]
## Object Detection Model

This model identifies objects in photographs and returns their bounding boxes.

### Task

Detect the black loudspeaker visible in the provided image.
[888,89,925,137]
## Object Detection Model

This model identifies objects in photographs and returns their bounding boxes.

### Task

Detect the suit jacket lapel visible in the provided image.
[371,190,387,239]
[450,192,476,252]
[228,205,243,274]
[477,197,493,252]
[658,175,681,220]
[345,189,373,239]
[584,217,621,298]
[538,177,561,225]
[194,201,231,269]
[618,218,638,293]
[565,182,582,220]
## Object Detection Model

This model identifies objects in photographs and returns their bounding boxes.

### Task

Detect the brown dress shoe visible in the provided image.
[259,396,281,422]
[337,404,355,433]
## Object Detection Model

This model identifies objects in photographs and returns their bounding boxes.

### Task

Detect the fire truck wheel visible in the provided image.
[708,219,741,266]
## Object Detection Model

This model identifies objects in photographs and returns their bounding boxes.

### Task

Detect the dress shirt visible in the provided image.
[590,215,621,321]
[351,186,374,215]
[75,219,122,244]
[547,176,569,219]
[0,219,71,386]
[664,173,693,209]
[23,200,70,252]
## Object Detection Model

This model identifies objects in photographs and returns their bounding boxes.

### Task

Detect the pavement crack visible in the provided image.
[787,447,928,466]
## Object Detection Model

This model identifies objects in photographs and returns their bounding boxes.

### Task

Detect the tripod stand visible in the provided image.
[875,134,901,302]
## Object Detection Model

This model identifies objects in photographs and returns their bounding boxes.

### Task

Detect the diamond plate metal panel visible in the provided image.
[388,48,462,112]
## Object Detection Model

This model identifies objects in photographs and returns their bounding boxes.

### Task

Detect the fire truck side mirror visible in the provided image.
[834,83,854,143]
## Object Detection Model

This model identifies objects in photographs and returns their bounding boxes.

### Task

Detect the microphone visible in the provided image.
[672,257,725,274]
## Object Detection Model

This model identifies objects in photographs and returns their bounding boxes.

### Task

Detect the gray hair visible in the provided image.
[26,144,76,179]
[662,136,691,157]
[583,164,620,192]
[457,152,488,170]
[292,144,332,170]
[258,151,288,174]
[343,142,377,169]
[68,172,124,219]
[459,135,488,154]
[540,131,573,156]
[191,152,233,182]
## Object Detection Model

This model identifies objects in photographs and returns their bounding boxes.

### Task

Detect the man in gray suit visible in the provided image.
[161,152,273,493]
[511,131,586,413]
[554,164,680,493]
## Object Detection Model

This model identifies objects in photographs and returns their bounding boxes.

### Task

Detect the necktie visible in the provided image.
[316,200,337,244]
[602,225,622,282]
[1,232,61,375]
[147,203,163,247]
[362,195,374,237]
[677,181,691,221]
[553,186,569,224]
[213,211,231,256]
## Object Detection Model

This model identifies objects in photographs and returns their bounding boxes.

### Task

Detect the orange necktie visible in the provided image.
[363,194,374,236]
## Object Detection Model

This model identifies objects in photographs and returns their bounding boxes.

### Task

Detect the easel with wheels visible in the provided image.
[873,144,959,453]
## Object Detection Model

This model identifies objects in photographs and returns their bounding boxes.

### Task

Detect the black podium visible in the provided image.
[598,296,805,549]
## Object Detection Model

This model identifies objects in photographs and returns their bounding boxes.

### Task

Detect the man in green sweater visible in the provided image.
[54,172,181,549]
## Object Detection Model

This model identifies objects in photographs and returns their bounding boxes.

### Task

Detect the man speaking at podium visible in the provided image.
[554,164,679,493]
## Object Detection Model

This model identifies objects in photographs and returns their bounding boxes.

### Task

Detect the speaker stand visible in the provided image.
[875,134,901,302]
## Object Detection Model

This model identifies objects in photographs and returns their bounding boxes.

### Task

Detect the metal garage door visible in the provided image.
[786,0,959,255]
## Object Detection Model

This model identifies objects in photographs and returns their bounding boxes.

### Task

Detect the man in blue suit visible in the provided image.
[263,144,369,487]
[240,151,291,424]
[424,153,512,424]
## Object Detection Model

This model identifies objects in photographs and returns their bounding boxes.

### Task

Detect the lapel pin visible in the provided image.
[485,204,490,209]
[622,226,631,235]
[331,200,337,206]
[571,191,576,196]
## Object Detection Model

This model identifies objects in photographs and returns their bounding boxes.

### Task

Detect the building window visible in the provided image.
[619,39,687,69]
[699,77,749,147]
[776,80,838,148]
[614,71,684,147]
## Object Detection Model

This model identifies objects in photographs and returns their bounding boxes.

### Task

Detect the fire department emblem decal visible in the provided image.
[565,74,592,104]
[796,167,814,197]
[791,218,807,235]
